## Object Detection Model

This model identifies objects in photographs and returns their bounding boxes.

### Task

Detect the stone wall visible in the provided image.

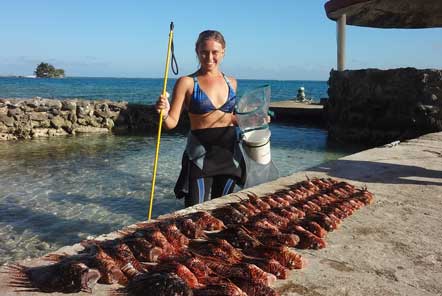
[326,68,442,146]
[0,98,189,140]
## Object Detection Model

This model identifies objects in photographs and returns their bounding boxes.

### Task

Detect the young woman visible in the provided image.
[155,30,242,207]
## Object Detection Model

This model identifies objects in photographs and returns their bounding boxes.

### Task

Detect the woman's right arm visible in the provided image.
[155,76,192,130]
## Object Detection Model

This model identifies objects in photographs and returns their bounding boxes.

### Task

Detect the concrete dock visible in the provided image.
[270,100,324,124]
[1,131,441,295]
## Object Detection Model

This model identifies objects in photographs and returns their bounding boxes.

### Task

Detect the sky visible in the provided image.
[1,1,441,80]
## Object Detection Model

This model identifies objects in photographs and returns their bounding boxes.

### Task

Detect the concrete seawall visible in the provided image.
[0,98,191,140]
[1,131,441,295]
[0,97,323,141]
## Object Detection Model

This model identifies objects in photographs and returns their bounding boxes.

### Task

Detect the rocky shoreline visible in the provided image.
[0,97,189,140]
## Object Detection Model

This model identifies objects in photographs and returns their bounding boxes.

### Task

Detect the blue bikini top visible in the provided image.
[188,74,236,114]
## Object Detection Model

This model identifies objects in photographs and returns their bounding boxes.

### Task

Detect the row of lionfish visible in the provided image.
[7,177,374,295]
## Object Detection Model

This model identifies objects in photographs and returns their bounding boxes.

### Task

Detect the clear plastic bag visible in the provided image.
[235,85,271,133]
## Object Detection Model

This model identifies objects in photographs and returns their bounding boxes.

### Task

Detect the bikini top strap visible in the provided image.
[192,75,199,93]
[222,73,233,89]
[192,73,232,93]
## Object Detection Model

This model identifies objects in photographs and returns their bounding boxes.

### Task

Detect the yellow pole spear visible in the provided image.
[148,22,174,220]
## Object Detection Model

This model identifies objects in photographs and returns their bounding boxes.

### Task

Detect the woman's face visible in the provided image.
[197,38,225,71]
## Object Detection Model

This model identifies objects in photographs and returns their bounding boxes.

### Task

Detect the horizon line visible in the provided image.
[0,75,327,82]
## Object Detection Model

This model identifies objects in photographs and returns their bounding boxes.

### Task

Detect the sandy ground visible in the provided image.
[1,131,441,296]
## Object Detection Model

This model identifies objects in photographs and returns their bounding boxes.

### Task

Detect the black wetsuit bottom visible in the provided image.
[184,126,241,207]
[185,167,236,207]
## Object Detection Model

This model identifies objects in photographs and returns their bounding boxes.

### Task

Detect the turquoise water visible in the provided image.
[0,77,328,104]
[0,77,359,264]
[0,126,358,264]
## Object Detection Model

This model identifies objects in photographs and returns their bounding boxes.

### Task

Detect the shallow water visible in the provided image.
[0,123,360,264]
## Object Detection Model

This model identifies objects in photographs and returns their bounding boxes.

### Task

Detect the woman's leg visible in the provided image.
[186,176,213,207]
[211,175,236,199]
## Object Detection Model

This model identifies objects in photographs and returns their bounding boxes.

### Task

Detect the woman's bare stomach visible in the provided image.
[189,111,235,131]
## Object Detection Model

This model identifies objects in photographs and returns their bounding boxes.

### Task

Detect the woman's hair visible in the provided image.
[195,30,226,53]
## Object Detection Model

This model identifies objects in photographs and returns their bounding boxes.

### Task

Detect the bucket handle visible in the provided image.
[241,124,269,134]
[239,124,269,139]
[244,137,270,148]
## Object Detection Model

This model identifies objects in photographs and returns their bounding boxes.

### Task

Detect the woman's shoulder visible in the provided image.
[175,75,194,88]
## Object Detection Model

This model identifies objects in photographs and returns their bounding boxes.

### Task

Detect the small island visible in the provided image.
[34,62,65,78]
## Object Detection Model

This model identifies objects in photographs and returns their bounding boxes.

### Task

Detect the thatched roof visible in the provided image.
[325,0,442,28]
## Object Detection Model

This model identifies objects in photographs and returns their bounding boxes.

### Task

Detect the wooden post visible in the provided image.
[337,14,346,71]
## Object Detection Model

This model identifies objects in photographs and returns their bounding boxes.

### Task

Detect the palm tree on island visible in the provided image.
[34,62,65,78]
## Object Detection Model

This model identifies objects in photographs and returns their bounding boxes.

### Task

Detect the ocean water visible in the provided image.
[0,77,359,264]
[0,76,328,104]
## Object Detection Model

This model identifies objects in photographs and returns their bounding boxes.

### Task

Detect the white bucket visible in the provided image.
[243,129,271,165]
